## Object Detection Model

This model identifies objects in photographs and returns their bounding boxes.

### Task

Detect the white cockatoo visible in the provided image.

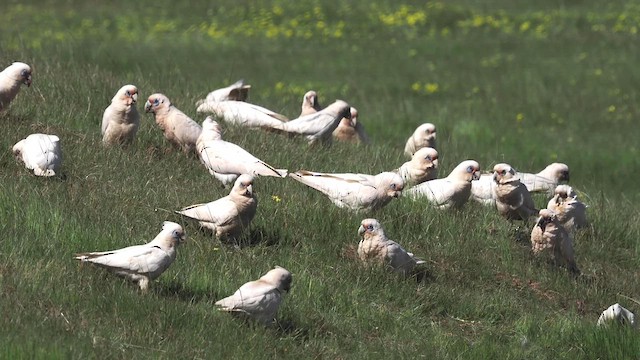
[144,93,202,154]
[530,209,579,274]
[404,123,436,157]
[404,160,480,209]
[546,185,588,231]
[74,221,186,292]
[0,62,32,111]
[299,90,322,117]
[101,84,140,145]
[215,266,293,325]
[493,163,538,221]
[12,133,62,177]
[196,100,288,128]
[395,147,439,188]
[196,79,251,105]
[332,107,370,144]
[519,163,570,195]
[597,303,636,328]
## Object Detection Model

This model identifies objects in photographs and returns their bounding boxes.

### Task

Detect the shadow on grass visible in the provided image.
[155,280,217,303]
[221,226,283,249]
[275,316,311,341]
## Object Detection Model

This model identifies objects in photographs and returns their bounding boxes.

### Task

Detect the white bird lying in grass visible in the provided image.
[519,162,570,195]
[144,93,202,154]
[196,100,288,128]
[176,174,257,241]
[74,221,186,292]
[299,90,322,117]
[332,107,370,144]
[196,79,251,105]
[357,218,426,276]
[12,133,62,177]
[493,163,538,221]
[404,160,480,209]
[469,173,498,206]
[530,209,579,274]
[404,123,436,157]
[289,170,404,211]
[0,61,32,111]
[215,266,293,326]
[265,100,351,145]
[196,117,288,187]
[394,147,439,188]
[597,303,636,328]
[546,185,588,231]
[101,84,139,146]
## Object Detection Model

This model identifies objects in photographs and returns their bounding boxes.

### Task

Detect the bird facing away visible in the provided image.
[266,100,352,145]
[215,266,293,326]
[196,79,251,105]
[196,100,288,128]
[101,84,140,146]
[404,160,480,209]
[395,147,439,188]
[144,93,202,154]
[357,218,426,276]
[332,107,370,144]
[176,174,257,241]
[546,185,588,230]
[404,123,437,157]
[299,90,322,117]
[289,170,404,212]
[519,162,570,195]
[0,62,32,111]
[196,117,288,187]
[530,209,579,274]
[12,133,62,177]
[493,163,538,221]
[597,303,636,328]
[74,221,186,292]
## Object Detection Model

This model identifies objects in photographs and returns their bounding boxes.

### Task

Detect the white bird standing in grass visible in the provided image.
[357,218,426,276]
[332,107,370,144]
[12,133,62,177]
[101,84,140,146]
[394,147,439,188]
[196,117,288,187]
[546,185,588,231]
[176,174,257,241]
[519,162,570,195]
[144,93,202,154]
[289,170,404,211]
[493,163,538,221]
[196,100,288,128]
[404,123,436,157]
[597,303,636,328]
[74,221,186,292]
[0,62,32,111]
[299,90,322,117]
[404,160,480,209]
[215,266,293,326]
[530,209,579,274]
[266,100,352,145]
[196,79,251,105]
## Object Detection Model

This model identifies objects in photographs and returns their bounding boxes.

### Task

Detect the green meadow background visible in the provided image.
[1,0,640,358]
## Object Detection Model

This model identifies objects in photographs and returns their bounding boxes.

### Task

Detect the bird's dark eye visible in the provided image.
[367,224,373,230]
[153,98,159,105]
[425,155,431,161]
[502,170,507,175]
[21,69,28,77]
[125,90,130,96]
[390,183,396,190]
[467,166,473,173]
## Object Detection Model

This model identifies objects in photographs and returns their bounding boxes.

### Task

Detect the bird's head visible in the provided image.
[358,218,384,238]
[201,116,223,140]
[162,221,187,245]
[144,93,170,113]
[264,266,293,293]
[412,147,439,170]
[451,160,480,181]
[303,90,319,110]
[415,123,436,142]
[8,62,32,87]
[549,163,570,182]
[492,163,516,184]
[232,174,255,198]
[377,172,404,198]
[115,84,138,106]
[535,209,556,232]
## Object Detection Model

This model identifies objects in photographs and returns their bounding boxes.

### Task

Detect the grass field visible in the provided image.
[1,0,640,358]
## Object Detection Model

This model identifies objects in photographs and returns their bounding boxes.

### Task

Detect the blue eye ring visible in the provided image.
[154,98,160,105]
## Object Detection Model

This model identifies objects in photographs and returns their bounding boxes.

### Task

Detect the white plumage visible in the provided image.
[299,90,322,117]
[12,133,62,177]
[144,93,202,154]
[404,123,436,157]
[597,303,636,328]
[519,163,570,195]
[404,160,480,209]
[546,185,588,230]
[0,62,32,111]
[196,79,251,105]
[101,84,140,145]
[493,163,538,221]
[74,221,186,292]
[196,100,288,128]
[395,147,439,188]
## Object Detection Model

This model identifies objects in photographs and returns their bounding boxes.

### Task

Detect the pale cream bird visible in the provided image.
[404,160,480,209]
[101,84,140,145]
[0,62,32,111]
[266,100,351,145]
[597,304,636,328]
[12,133,62,177]
[332,107,370,144]
[299,90,322,117]
[404,123,436,157]
[530,209,579,274]
[395,147,439,188]
[74,221,186,292]
[196,79,251,105]
[196,100,288,128]
[215,266,293,325]
[546,185,588,230]
[493,163,538,221]
[196,117,287,187]
[289,170,404,211]
[519,162,570,194]
[470,173,498,206]
[357,218,426,276]
[144,93,202,154]
[176,174,257,241]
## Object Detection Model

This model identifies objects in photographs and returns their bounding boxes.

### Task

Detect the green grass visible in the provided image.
[1,0,639,358]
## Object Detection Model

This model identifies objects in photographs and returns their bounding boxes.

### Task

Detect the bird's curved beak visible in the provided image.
[144,100,152,113]
[357,225,365,236]
[24,74,32,87]
[131,93,138,104]
[472,170,480,181]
